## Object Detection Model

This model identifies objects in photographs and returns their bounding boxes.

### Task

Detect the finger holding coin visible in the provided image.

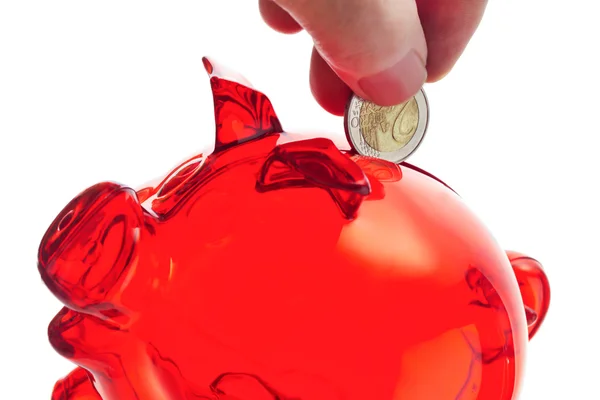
[344,88,429,164]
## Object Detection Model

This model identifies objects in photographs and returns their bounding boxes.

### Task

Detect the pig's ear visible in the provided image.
[506,251,551,340]
[256,138,371,220]
[39,182,144,312]
[202,56,283,152]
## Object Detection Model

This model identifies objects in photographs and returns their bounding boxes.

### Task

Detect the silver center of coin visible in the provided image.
[344,89,429,163]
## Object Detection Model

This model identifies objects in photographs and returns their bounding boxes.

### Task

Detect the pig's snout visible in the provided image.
[38,181,143,311]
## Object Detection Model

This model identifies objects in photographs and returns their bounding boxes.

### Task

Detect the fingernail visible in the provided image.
[358,50,427,106]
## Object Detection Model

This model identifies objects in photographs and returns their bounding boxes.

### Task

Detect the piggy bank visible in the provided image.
[39,58,550,400]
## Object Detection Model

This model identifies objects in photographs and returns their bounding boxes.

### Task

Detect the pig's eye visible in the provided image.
[57,210,74,232]
[157,156,205,198]
[149,155,206,217]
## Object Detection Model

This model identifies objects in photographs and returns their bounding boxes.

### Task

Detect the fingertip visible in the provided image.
[355,49,427,106]
[424,45,464,83]
[259,0,303,34]
[425,69,450,83]
[309,48,352,116]
[417,0,488,85]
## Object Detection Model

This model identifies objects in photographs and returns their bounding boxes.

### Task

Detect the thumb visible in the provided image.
[273,0,428,106]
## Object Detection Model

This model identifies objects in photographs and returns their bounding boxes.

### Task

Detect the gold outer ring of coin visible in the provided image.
[343,88,429,164]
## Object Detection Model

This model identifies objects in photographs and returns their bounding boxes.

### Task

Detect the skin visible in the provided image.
[259,0,489,115]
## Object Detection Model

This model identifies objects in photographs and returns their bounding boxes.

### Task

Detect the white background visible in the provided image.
[1,1,598,399]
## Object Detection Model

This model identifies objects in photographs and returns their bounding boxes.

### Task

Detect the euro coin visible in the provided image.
[344,89,429,163]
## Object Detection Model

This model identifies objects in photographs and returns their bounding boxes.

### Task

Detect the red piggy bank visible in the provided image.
[39,58,550,400]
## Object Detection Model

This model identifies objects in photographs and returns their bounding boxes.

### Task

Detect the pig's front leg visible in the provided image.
[51,367,101,400]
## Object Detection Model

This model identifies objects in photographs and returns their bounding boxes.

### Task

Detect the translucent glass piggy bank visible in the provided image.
[39,58,550,400]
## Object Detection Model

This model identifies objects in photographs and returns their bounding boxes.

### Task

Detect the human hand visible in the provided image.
[259,0,488,115]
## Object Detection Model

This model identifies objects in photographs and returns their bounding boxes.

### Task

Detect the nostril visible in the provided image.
[38,181,143,310]
[39,182,122,267]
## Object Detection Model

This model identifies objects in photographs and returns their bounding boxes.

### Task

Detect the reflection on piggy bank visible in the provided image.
[39,58,550,400]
